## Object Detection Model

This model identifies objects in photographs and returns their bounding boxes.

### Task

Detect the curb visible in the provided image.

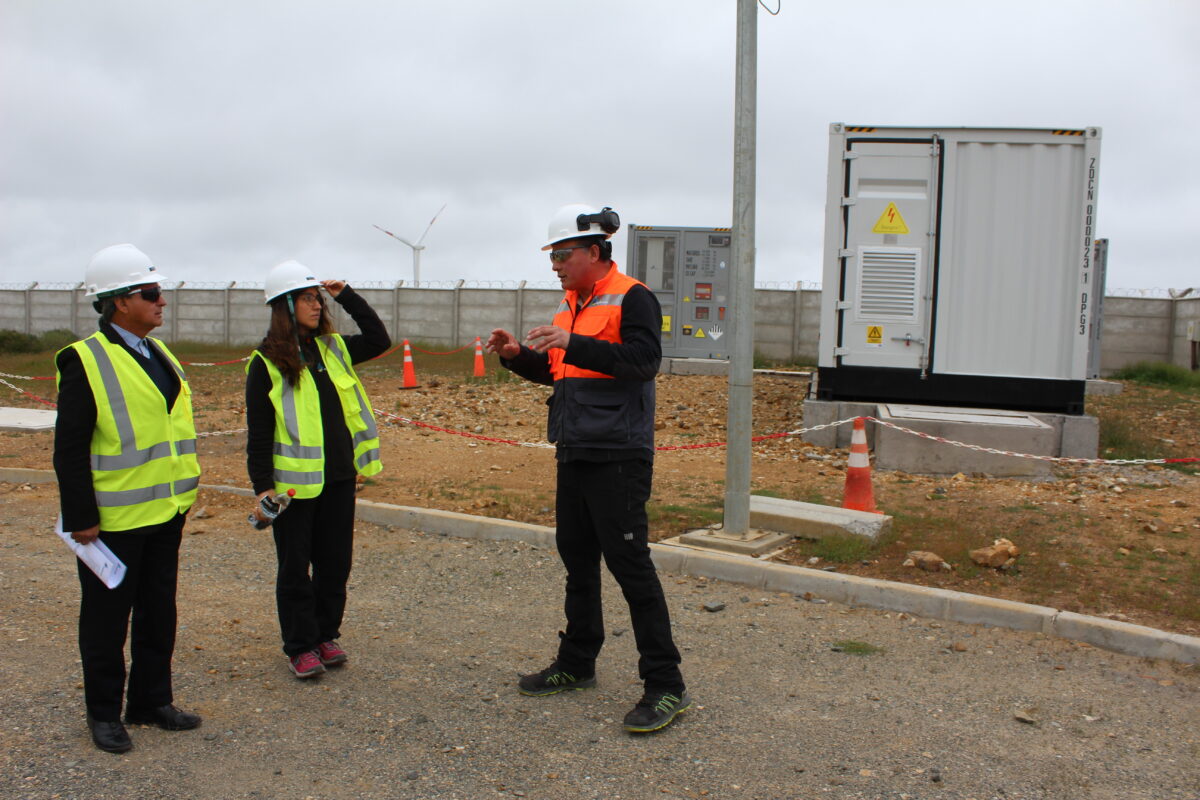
[5,468,1197,665]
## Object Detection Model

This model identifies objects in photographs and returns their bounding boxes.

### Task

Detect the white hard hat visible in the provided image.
[264,260,321,304]
[542,204,621,250]
[85,243,168,298]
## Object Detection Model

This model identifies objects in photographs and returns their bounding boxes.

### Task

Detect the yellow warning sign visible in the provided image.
[694,328,706,338]
[661,315,672,333]
[683,296,691,303]
[866,325,883,345]
[871,202,909,234]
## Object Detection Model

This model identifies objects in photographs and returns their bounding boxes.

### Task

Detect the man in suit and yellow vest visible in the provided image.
[487,204,691,734]
[53,243,202,753]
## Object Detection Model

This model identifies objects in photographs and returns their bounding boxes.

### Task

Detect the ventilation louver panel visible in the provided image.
[856,247,921,322]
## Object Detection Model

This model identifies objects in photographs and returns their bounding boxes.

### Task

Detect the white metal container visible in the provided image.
[816,124,1101,414]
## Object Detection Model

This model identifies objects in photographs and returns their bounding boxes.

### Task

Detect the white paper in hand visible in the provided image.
[55,516,127,589]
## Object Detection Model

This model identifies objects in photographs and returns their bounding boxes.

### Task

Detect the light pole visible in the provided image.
[373,203,446,287]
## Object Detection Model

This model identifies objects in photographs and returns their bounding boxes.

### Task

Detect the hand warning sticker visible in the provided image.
[871,203,909,234]
[866,325,883,347]
[662,315,672,333]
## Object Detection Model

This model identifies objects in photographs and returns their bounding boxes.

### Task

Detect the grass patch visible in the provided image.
[1110,361,1200,389]
[831,640,883,656]
[648,502,724,531]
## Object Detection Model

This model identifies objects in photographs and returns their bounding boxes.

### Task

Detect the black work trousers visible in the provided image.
[77,512,185,721]
[554,459,684,694]
[271,478,356,656]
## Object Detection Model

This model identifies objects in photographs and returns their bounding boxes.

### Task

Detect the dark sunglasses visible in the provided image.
[549,245,590,264]
[124,287,162,303]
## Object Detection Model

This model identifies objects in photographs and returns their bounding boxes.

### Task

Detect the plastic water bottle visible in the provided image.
[248,488,296,529]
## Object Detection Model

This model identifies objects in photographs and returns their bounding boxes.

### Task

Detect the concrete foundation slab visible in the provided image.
[0,407,56,432]
[800,399,878,448]
[678,527,794,556]
[663,357,728,376]
[875,404,1056,477]
[1086,379,1123,396]
[749,494,891,540]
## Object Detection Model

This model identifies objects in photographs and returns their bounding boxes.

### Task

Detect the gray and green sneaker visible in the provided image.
[518,664,596,696]
[622,690,692,733]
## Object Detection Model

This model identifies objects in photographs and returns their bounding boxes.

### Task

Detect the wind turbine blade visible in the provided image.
[416,203,448,246]
[374,224,416,249]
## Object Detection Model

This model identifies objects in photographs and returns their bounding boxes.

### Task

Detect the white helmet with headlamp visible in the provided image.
[542,204,621,251]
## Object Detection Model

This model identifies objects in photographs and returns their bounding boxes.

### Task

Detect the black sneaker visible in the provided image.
[517,664,596,696]
[623,690,692,733]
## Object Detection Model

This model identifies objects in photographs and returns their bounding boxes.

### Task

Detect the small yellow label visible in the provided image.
[661,315,672,333]
[871,202,909,234]
[694,328,706,338]
[866,325,883,344]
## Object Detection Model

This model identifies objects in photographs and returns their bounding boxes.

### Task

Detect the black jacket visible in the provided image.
[53,322,183,532]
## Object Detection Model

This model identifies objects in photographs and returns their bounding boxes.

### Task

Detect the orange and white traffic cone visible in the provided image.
[401,339,420,389]
[473,336,486,378]
[842,417,879,513]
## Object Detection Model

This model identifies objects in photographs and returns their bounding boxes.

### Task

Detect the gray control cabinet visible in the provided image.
[627,224,733,359]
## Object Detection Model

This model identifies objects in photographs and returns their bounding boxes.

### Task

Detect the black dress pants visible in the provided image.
[554,459,684,694]
[77,512,185,721]
[271,478,356,656]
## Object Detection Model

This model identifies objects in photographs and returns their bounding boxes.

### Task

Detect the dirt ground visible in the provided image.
[2,354,1198,637]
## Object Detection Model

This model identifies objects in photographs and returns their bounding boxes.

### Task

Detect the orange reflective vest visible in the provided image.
[545,265,657,456]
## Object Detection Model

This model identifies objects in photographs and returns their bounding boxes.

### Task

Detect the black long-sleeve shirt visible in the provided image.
[53,322,183,532]
[245,287,390,495]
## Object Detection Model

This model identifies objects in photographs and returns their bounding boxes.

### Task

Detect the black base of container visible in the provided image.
[815,366,1086,415]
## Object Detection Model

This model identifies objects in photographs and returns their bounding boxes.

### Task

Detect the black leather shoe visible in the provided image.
[124,703,202,731]
[87,716,132,753]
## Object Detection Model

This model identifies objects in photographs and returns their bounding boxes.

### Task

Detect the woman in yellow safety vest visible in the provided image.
[245,260,390,679]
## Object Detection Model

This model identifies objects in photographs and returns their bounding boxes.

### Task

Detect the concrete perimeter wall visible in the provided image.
[2,284,1195,373]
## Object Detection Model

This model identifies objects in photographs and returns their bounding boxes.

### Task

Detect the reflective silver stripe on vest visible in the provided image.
[176,438,197,455]
[274,468,324,485]
[588,293,625,307]
[273,441,323,459]
[173,476,200,495]
[355,447,381,470]
[556,300,570,313]
[321,336,380,443]
[278,369,304,445]
[84,337,179,472]
[94,481,176,507]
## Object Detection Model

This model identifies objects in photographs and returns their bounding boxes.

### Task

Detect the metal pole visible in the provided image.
[413,246,422,288]
[724,0,757,536]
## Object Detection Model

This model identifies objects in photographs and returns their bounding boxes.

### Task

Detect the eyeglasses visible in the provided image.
[295,292,324,306]
[549,246,590,264]
[124,287,162,303]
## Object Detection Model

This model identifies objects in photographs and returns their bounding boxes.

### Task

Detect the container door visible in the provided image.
[632,232,679,355]
[837,140,940,370]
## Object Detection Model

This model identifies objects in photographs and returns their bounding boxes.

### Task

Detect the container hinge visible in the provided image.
[842,151,859,161]
[839,248,854,259]
[841,197,856,207]
[833,347,851,356]
[835,300,853,311]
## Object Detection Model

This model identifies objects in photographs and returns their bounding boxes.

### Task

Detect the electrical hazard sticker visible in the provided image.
[694,327,706,338]
[866,325,883,347]
[871,203,909,234]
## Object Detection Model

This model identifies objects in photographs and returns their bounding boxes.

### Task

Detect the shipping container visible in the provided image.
[815,123,1101,414]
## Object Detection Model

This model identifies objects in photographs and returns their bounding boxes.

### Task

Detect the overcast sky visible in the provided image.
[1,1,1197,292]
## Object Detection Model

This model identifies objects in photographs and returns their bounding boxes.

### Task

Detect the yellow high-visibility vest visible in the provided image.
[60,333,201,531]
[249,333,382,498]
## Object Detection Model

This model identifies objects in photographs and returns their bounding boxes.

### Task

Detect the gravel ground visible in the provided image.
[1,483,1197,800]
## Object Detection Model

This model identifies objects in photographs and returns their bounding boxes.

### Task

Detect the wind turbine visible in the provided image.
[373,203,447,287]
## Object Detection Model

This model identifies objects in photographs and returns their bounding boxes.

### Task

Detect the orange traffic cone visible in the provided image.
[842,417,879,513]
[400,339,420,389]
[473,336,486,378]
